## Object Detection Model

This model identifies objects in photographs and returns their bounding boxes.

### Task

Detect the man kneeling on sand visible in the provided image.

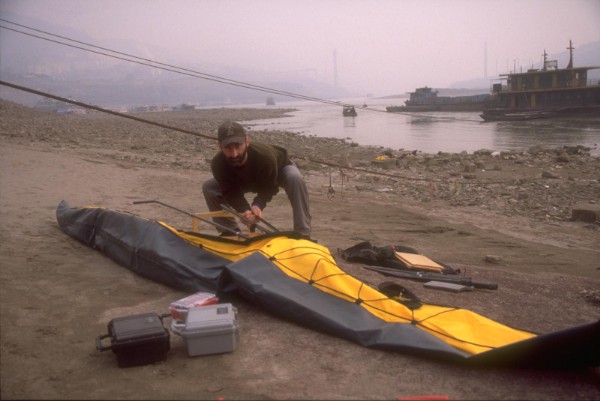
[202,121,312,239]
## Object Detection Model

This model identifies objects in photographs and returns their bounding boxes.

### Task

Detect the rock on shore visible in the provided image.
[1,99,599,225]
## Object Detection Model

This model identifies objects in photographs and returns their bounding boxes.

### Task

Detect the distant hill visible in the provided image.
[0,13,348,108]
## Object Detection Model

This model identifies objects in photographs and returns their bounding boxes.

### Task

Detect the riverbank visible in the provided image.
[1,100,599,400]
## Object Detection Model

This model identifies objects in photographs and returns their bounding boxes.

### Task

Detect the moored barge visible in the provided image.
[387,87,490,112]
[480,40,600,121]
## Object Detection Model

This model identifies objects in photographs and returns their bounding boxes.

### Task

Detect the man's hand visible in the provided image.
[250,205,263,219]
[241,206,263,229]
[241,210,256,226]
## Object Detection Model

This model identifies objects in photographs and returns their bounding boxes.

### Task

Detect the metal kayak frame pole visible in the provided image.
[132,199,250,240]
[219,203,280,233]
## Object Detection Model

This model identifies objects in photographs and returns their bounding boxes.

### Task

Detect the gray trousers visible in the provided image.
[202,164,311,236]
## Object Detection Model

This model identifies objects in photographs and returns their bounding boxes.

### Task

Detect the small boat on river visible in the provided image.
[343,105,357,116]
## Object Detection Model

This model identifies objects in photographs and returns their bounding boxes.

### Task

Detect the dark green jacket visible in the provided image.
[211,142,292,212]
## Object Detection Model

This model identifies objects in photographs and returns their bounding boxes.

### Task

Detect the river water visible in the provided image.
[240,97,600,156]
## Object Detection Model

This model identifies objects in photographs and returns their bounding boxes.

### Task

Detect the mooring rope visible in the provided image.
[1,80,451,183]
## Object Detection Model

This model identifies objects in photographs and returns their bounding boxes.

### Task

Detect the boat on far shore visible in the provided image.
[480,40,600,121]
[343,105,357,116]
[386,87,491,113]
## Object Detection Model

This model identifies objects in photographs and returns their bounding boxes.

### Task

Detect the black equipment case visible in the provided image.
[96,312,170,368]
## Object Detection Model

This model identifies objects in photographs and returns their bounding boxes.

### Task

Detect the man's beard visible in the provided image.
[225,149,248,167]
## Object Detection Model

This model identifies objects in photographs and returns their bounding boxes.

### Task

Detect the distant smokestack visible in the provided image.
[484,41,488,79]
[333,50,338,91]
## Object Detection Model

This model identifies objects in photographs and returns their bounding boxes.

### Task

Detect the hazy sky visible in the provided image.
[1,0,599,96]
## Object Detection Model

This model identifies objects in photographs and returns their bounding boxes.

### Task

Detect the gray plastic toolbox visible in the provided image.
[172,303,239,357]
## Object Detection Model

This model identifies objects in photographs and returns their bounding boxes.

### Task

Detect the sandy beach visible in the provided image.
[1,100,599,400]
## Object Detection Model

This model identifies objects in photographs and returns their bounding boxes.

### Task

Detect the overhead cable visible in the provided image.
[0,80,216,140]
[0,19,350,108]
[0,18,480,122]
